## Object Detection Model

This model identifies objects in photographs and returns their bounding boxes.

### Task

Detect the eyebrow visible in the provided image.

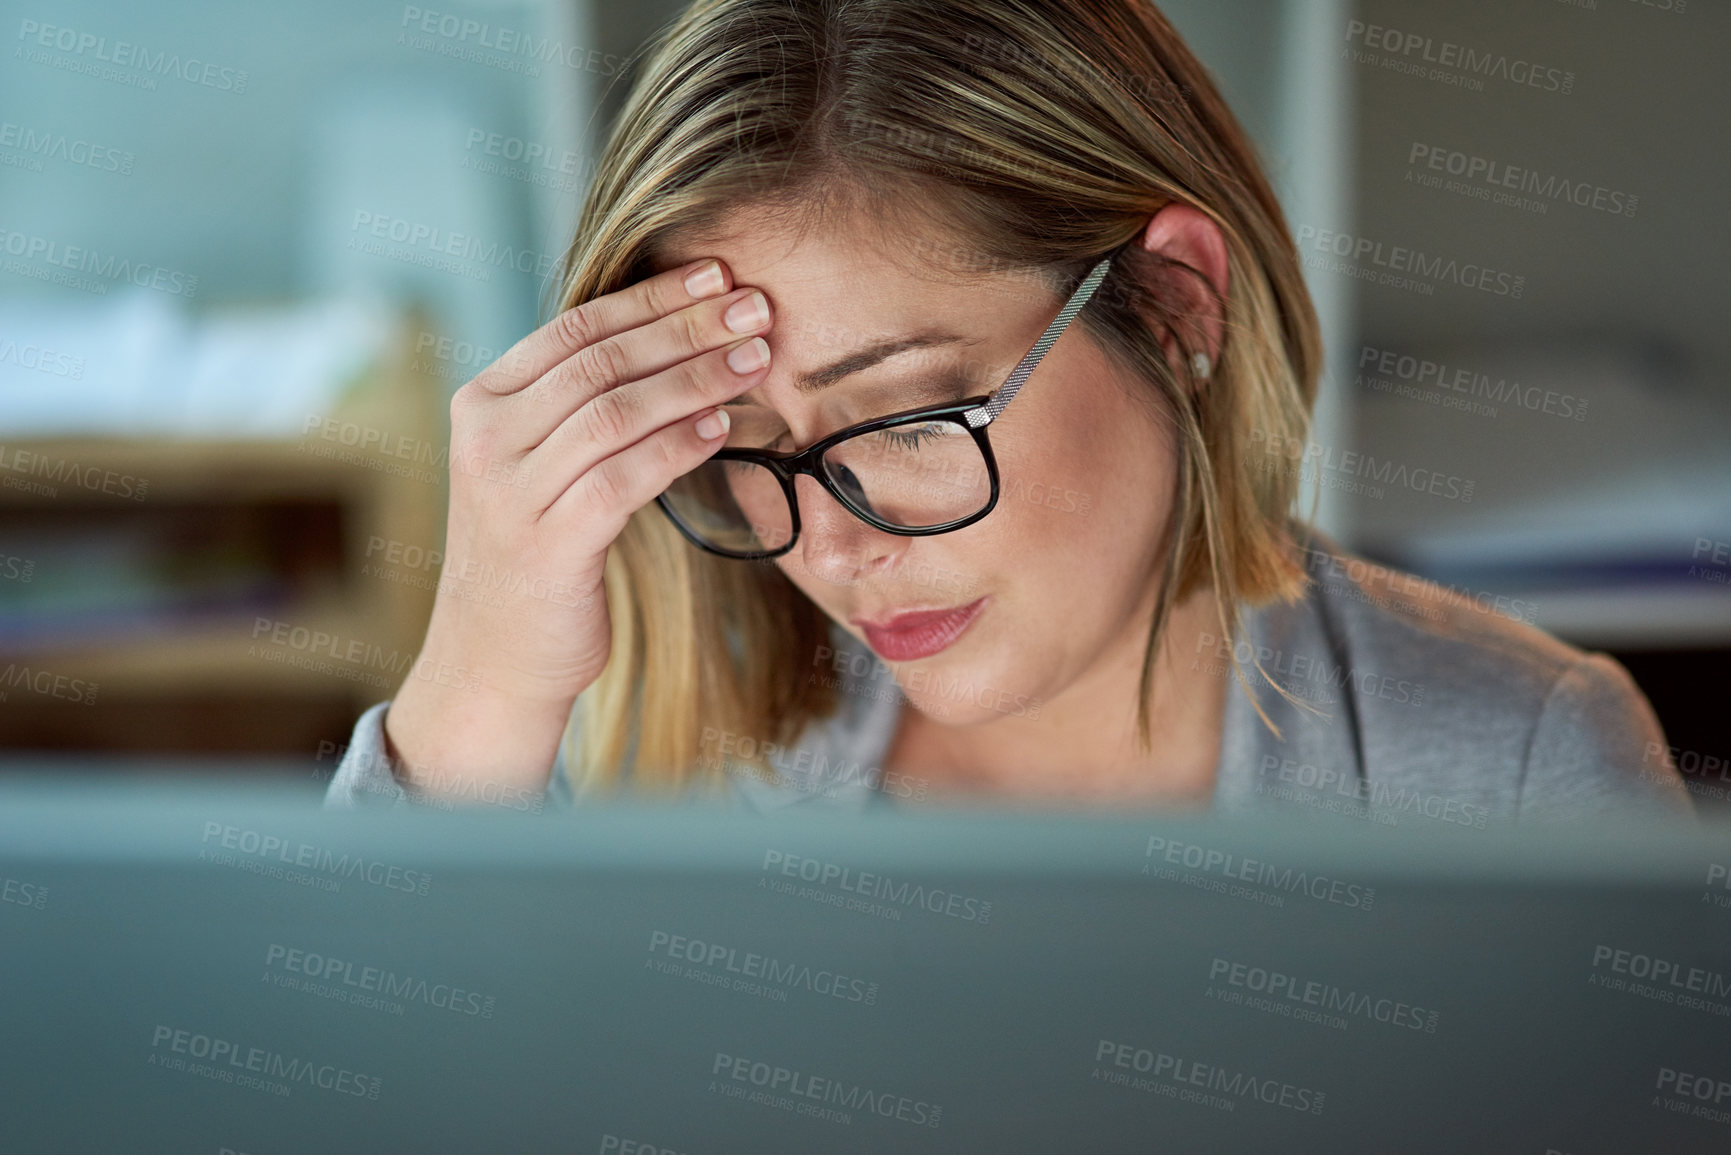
[724,332,980,406]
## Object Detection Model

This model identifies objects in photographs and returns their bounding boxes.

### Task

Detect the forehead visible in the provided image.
[656,206,1051,354]
[664,217,941,328]
[655,208,1068,424]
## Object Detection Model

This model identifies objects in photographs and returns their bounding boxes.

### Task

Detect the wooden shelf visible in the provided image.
[0,307,448,756]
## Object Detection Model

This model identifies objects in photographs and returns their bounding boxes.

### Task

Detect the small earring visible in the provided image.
[1190,351,1212,381]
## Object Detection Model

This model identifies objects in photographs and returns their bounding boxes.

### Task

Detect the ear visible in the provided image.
[1137,203,1229,381]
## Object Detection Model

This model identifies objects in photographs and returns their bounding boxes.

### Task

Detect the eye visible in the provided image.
[880,422,951,449]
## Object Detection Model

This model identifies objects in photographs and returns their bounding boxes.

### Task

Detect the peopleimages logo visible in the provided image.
[647,930,880,1005]
[349,210,555,275]
[1356,343,1588,423]
[1296,541,1538,628]
[1342,19,1575,95]
[1589,945,1731,1004]
[398,7,628,76]
[0,227,199,297]
[760,850,992,923]
[149,1025,380,1099]
[1144,836,1375,911]
[199,822,432,895]
[0,443,148,501]
[0,119,136,176]
[0,662,98,706]
[1295,225,1524,299]
[0,336,84,378]
[1207,956,1441,1032]
[16,19,250,93]
[710,1052,942,1128]
[264,943,497,1018]
[1406,143,1638,219]
[1194,631,1426,709]
[2,875,48,910]
[1654,1065,1731,1128]
[1092,1039,1326,1115]
[1259,756,1490,830]
[700,726,928,801]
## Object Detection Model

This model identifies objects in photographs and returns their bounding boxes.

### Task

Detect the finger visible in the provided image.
[524,337,768,511]
[512,286,773,451]
[540,401,736,537]
[466,258,735,398]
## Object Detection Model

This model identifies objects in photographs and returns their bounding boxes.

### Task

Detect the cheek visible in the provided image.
[1090,416,1178,544]
[985,427,1119,543]
[987,390,1176,573]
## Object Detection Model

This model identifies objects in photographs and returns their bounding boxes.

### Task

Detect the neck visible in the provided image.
[884,583,1229,808]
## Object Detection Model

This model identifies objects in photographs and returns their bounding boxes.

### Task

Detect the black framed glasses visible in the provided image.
[655,248,1118,560]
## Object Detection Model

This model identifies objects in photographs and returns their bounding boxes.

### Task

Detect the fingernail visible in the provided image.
[696,408,730,440]
[724,291,769,333]
[727,337,769,373]
[684,261,724,298]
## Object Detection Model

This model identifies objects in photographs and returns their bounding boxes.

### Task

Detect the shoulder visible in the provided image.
[1281,531,1693,821]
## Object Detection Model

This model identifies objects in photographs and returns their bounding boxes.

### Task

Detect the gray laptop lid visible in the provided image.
[3,777,1727,1154]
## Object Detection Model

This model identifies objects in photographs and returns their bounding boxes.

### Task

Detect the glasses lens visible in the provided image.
[822,419,991,529]
[660,458,793,555]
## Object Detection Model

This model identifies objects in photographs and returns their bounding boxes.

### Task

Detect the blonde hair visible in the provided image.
[554,0,1321,794]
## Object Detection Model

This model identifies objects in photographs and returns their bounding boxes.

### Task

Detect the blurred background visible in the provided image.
[1,0,1725,804]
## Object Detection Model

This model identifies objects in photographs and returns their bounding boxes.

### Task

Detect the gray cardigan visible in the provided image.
[324,533,1695,825]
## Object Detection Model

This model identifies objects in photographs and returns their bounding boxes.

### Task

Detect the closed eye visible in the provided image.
[728,375,973,451]
[879,423,951,449]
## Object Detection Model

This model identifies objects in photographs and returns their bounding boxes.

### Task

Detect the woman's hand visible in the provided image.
[383,258,773,799]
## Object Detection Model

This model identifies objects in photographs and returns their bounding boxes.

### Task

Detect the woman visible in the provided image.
[327,0,1691,824]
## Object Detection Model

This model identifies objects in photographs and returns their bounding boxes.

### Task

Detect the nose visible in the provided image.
[791,474,904,585]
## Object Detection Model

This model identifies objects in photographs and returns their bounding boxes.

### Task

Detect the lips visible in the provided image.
[851,597,987,662]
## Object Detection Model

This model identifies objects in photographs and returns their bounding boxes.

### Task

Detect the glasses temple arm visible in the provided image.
[965,254,1115,429]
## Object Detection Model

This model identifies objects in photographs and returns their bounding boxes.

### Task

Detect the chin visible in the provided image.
[891,644,1047,725]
